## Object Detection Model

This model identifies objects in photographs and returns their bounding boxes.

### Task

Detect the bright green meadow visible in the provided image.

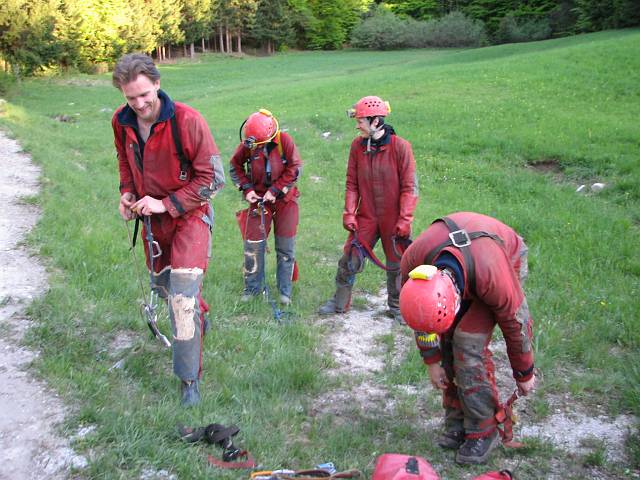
[1,29,639,479]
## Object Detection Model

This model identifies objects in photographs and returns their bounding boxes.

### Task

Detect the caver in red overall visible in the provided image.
[113,90,224,388]
[400,212,534,463]
[319,96,418,319]
[230,110,302,303]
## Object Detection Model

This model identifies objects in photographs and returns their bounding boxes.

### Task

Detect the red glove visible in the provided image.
[343,190,359,232]
[395,219,411,238]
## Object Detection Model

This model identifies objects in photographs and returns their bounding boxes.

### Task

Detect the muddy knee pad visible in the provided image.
[452,330,497,435]
[275,235,295,297]
[243,240,265,295]
[168,268,204,381]
[386,262,400,309]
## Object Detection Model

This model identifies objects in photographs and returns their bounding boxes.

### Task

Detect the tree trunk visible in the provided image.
[201,37,206,52]
[237,32,242,54]
[190,42,195,58]
[219,27,224,53]
[226,26,231,53]
[166,45,171,59]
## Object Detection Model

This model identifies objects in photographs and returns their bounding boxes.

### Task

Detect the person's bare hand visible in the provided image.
[131,196,166,216]
[245,190,261,204]
[263,190,276,203]
[119,192,137,220]
[428,363,448,391]
[517,374,536,396]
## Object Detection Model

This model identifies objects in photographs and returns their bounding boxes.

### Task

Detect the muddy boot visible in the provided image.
[455,430,500,464]
[438,429,465,450]
[386,263,404,324]
[181,380,200,408]
[318,284,352,315]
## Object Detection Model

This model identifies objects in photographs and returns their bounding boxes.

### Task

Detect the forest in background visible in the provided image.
[1,0,639,79]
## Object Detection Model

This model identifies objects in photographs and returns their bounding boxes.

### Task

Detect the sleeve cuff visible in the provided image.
[513,364,534,382]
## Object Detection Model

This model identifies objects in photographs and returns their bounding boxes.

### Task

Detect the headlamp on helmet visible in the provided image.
[240,109,280,149]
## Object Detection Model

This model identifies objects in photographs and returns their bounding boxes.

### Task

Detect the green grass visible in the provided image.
[1,29,639,478]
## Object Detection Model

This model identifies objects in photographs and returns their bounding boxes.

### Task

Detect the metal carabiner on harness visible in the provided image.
[142,215,171,348]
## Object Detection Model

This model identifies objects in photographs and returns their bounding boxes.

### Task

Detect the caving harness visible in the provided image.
[179,423,256,469]
[423,216,523,448]
[125,215,171,348]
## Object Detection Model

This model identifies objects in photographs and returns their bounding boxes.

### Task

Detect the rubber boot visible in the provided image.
[386,263,404,324]
[319,255,355,315]
[181,380,200,407]
[318,284,353,315]
[456,430,500,464]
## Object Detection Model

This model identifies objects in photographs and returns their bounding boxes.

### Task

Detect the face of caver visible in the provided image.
[356,117,372,137]
[121,74,161,124]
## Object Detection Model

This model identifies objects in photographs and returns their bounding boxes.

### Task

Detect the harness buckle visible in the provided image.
[179,170,187,181]
[449,229,471,248]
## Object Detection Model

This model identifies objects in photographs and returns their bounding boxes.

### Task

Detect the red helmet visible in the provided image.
[347,96,391,118]
[241,109,279,148]
[399,265,459,334]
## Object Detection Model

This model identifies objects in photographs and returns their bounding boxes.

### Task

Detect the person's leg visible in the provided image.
[380,231,404,323]
[170,214,211,406]
[438,335,465,449]
[273,199,298,304]
[242,205,273,298]
[318,224,378,314]
[452,304,501,464]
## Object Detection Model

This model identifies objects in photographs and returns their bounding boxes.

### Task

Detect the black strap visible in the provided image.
[170,115,189,181]
[130,216,141,249]
[405,457,419,474]
[424,216,504,295]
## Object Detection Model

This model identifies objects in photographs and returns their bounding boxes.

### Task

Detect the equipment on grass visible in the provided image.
[371,454,439,480]
[179,423,256,469]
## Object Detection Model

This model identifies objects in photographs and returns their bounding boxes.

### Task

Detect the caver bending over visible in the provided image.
[112,53,225,407]
[399,212,536,464]
[318,96,418,323]
[230,109,302,305]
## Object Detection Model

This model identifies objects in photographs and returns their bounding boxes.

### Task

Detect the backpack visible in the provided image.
[371,454,439,480]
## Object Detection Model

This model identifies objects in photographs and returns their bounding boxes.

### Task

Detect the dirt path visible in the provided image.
[0,130,85,480]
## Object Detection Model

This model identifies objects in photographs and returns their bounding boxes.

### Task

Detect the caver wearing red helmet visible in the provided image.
[400,212,536,465]
[241,109,280,149]
[319,96,417,324]
[230,109,302,305]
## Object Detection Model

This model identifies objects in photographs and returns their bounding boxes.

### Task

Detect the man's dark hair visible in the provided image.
[112,53,160,90]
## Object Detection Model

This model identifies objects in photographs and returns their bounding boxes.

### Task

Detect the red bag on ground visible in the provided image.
[472,471,513,480]
[371,454,440,480]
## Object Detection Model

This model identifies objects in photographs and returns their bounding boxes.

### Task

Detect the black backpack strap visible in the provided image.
[424,216,504,294]
[170,115,189,181]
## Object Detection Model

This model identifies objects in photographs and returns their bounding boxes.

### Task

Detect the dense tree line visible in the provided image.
[0,0,638,77]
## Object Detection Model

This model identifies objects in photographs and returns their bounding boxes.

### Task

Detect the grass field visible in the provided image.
[1,29,639,479]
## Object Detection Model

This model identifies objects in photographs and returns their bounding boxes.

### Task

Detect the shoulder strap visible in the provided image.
[170,114,189,181]
[424,216,504,295]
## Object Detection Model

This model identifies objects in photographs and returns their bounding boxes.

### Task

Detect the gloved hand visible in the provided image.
[395,219,411,238]
[342,213,357,232]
